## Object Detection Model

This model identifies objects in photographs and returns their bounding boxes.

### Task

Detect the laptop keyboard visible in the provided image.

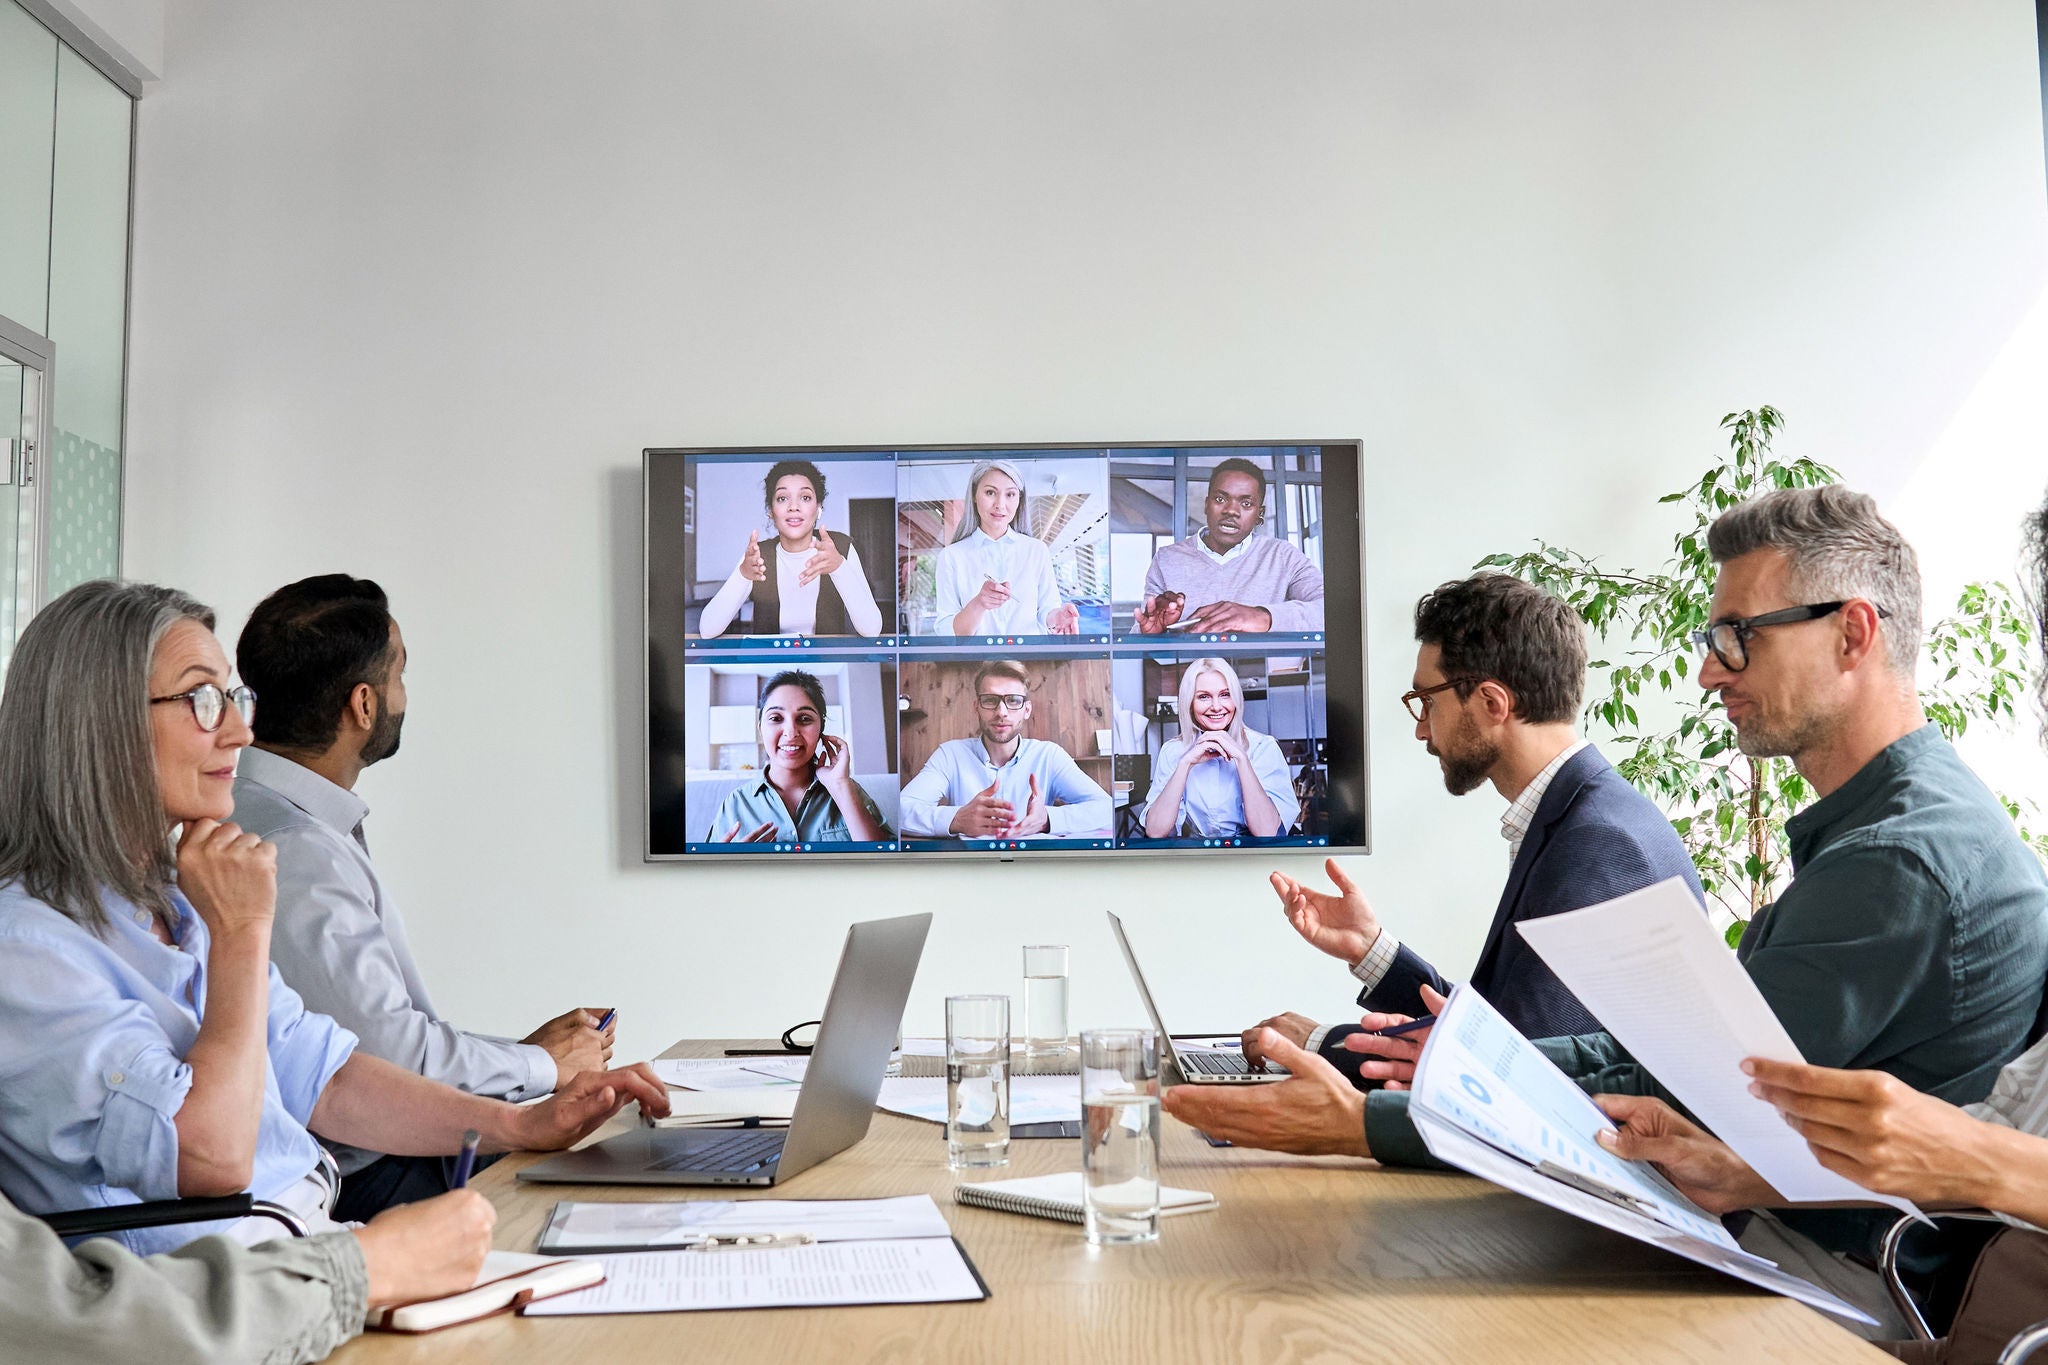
[1178,1051,1258,1075]
[651,1130,786,1174]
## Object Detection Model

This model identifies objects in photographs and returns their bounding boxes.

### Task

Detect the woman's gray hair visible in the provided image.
[949,459,1032,544]
[1705,485,1922,677]
[0,580,215,935]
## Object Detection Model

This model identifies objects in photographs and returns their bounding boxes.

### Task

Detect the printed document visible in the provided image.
[876,1075,1081,1125]
[1515,877,1921,1217]
[539,1195,952,1252]
[1409,985,1875,1323]
[520,1237,986,1315]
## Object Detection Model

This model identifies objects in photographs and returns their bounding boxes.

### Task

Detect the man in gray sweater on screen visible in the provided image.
[1135,458,1325,635]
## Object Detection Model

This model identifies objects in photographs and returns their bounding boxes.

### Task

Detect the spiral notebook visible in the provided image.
[953,1173,1217,1224]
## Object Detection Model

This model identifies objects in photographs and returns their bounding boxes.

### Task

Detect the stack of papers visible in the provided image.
[1408,984,1877,1324]
[651,1057,807,1090]
[521,1196,987,1316]
[875,1075,1082,1125]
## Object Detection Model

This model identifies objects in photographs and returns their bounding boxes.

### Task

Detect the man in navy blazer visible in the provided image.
[1243,573,1702,1081]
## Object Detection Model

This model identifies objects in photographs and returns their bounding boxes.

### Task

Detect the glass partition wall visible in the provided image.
[0,0,133,672]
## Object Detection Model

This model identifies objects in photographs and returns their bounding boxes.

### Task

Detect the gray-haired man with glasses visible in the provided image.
[898,659,1113,839]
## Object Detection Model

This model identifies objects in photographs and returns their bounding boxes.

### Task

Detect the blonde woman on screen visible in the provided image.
[933,460,1080,636]
[1142,657,1299,839]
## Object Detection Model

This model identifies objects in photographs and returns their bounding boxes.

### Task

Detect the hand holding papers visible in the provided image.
[1408,985,1876,1323]
[1514,877,1923,1219]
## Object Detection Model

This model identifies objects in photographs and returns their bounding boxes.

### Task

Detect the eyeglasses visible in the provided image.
[1400,678,1478,722]
[150,683,257,733]
[1689,601,1891,673]
[976,693,1030,712]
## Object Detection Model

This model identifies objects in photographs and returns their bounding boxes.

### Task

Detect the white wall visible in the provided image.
[122,1,2048,1068]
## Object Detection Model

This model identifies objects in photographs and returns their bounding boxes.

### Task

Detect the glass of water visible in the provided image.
[1022,944,1069,1058]
[1079,1028,1161,1244]
[946,994,1010,1169]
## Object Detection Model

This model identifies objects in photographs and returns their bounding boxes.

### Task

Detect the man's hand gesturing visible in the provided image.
[1269,857,1382,964]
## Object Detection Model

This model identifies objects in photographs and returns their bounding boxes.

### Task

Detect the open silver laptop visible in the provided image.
[518,912,930,1186]
[1107,910,1282,1085]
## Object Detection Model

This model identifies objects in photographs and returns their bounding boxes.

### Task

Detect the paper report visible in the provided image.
[1515,877,1921,1218]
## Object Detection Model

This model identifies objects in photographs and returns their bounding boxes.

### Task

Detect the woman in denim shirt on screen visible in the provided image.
[706,669,892,844]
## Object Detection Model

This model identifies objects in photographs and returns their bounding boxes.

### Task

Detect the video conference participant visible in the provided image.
[935,459,1080,637]
[0,1184,491,1364]
[1135,458,1324,635]
[1597,486,2048,1363]
[697,460,884,638]
[899,660,1113,840]
[1242,573,1702,1072]
[1165,487,2048,1334]
[1141,656,1300,839]
[705,669,893,843]
[0,580,670,1256]
[231,574,614,1222]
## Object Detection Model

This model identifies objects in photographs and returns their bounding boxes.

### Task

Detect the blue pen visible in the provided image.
[451,1129,481,1189]
[1370,1014,1437,1039]
[597,1008,617,1033]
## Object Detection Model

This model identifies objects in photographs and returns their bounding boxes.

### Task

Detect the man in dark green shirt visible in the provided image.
[1167,487,2048,1315]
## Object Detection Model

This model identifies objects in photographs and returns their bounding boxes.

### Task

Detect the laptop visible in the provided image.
[1107,910,1282,1085]
[518,912,930,1186]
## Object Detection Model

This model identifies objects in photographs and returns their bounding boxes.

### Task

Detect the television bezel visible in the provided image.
[642,439,1371,862]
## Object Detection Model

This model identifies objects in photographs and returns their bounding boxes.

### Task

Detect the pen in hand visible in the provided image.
[451,1129,481,1189]
[597,1008,618,1033]
[1369,1014,1436,1039]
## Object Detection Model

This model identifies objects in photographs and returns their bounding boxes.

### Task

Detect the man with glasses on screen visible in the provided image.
[1135,459,1325,635]
[899,660,1114,840]
[1168,488,2048,1334]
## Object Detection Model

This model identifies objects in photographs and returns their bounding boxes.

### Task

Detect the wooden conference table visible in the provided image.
[332,1041,1891,1365]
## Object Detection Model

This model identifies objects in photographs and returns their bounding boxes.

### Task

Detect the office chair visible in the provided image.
[1880,1210,2048,1362]
[35,1194,309,1241]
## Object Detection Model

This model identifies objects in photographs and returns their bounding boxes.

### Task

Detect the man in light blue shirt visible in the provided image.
[232,575,611,1221]
[900,660,1113,838]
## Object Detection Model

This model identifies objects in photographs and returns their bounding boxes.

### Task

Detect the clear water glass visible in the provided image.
[946,994,1010,1169]
[1080,1028,1161,1244]
[1022,944,1070,1058]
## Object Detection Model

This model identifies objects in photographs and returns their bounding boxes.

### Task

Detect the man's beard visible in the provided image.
[1729,705,1831,762]
[363,693,405,765]
[1434,711,1497,796]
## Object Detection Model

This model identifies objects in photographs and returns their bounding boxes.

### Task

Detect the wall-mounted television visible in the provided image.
[644,441,1369,860]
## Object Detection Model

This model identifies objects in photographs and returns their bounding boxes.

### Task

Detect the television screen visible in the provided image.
[644,442,1369,860]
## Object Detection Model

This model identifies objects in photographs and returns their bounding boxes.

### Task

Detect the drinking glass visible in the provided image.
[1022,944,1070,1058]
[1079,1028,1161,1244]
[946,994,1010,1169]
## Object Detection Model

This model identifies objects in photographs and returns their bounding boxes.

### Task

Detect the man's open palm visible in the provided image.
[1270,858,1381,964]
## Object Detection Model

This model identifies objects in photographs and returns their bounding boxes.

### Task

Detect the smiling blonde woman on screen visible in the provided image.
[1142,656,1299,839]
[706,670,892,844]
[933,459,1080,636]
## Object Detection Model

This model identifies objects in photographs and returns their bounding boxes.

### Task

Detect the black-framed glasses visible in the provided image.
[1689,601,1891,673]
[150,683,257,733]
[1400,677,1479,722]
[976,693,1029,712]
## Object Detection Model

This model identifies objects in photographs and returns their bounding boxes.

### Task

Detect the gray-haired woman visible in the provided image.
[0,581,666,1353]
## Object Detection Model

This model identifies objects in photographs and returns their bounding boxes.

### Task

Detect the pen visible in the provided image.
[597,1008,617,1032]
[451,1129,481,1189]
[1369,1014,1437,1039]
[691,1232,817,1253]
